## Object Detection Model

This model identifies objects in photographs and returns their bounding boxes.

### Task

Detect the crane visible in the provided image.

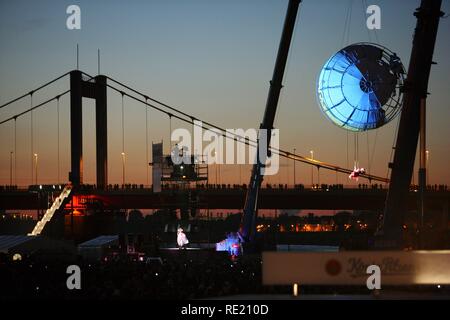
[238,0,302,250]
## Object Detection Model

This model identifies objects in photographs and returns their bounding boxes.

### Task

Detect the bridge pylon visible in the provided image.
[69,70,108,189]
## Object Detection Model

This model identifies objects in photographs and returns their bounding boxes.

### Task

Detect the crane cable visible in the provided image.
[354,132,359,169]
[342,0,356,176]
[366,131,370,176]
[341,0,354,48]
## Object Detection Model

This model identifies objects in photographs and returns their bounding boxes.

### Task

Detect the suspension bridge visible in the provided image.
[0,68,448,238]
[0,70,390,187]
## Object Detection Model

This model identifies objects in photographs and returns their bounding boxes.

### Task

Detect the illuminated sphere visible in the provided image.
[317,43,405,131]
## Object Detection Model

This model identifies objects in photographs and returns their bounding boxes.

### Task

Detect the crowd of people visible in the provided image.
[1,251,448,299]
[0,253,288,300]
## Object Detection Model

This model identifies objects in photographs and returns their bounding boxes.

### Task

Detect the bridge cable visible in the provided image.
[30,93,34,185]
[169,113,172,150]
[121,91,125,156]
[145,97,149,186]
[0,90,71,125]
[108,81,386,182]
[104,75,292,161]
[104,74,264,151]
[14,117,17,185]
[98,73,388,182]
[0,72,70,110]
[104,81,389,183]
[101,73,293,155]
[57,96,60,184]
[101,59,390,184]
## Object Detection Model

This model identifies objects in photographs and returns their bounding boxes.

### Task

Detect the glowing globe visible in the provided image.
[317,43,405,131]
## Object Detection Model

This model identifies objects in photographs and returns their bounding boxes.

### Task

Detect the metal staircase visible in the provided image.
[28,185,72,236]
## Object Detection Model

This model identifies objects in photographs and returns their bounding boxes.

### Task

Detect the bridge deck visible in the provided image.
[1,188,449,210]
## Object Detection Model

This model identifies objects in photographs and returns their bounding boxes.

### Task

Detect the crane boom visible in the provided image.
[382,0,443,246]
[239,0,301,243]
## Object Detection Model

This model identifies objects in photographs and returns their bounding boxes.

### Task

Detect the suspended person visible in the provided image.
[177,227,189,250]
[349,167,365,181]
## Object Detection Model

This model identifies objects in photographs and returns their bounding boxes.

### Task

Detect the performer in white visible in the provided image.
[177,227,189,249]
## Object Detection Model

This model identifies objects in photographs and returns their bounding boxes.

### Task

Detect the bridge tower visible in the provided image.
[69,70,108,189]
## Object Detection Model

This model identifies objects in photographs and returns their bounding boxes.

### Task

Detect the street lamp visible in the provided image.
[121,152,126,187]
[293,148,296,187]
[218,162,221,186]
[10,151,13,186]
[239,164,242,185]
[214,151,218,185]
[285,154,289,186]
[34,153,38,185]
[310,150,314,187]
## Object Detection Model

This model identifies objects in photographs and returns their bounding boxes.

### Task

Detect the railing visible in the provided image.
[1,183,449,193]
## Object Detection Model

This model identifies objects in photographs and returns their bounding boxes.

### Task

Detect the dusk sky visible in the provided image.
[1,0,449,187]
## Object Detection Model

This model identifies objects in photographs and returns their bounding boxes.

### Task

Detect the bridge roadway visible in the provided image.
[1,187,449,211]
